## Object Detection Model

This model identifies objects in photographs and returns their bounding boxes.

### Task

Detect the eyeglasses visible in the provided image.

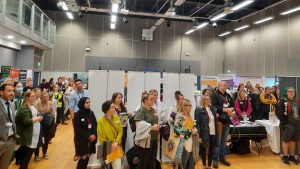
[204,98,211,100]
[287,91,295,93]
[184,104,192,107]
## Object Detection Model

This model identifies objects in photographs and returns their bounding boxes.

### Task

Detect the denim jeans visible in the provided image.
[179,148,194,169]
[213,123,230,161]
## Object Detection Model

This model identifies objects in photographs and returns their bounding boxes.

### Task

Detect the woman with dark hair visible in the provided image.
[168,91,184,122]
[202,89,211,97]
[135,91,160,169]
[97,100,123,168]
[111,92,131,151]
[49,78,54,92]
[233,83,245,100]
[15,91,43,169]
[272,86,280,102]
[74,97,97,169]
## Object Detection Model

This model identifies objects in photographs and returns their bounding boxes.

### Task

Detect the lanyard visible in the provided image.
[220,94,228,104]
[77,91,83,99]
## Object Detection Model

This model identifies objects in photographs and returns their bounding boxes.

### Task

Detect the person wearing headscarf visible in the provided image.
[73,97,97,169]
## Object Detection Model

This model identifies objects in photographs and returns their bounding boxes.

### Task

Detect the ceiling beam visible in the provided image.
[79,6,201,20]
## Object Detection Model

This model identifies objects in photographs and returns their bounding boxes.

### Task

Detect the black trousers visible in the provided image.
[77,157,89,169]
[137,140,158,169]
[16,146,34,169]
[122,126,127,151]
[200,135,217,167]
[56,107,65,124]
[34,139,49,156]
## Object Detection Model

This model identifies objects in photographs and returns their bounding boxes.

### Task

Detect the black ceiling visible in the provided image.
[32,0,283,24]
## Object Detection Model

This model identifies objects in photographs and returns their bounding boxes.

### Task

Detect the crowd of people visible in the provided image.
[0,77,299,169]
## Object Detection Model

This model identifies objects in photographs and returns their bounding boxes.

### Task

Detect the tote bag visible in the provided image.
[165,133,180,160]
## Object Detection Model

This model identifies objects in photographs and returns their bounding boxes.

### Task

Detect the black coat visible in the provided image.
[74,110,97,156]
[195,106,218,148]
[211,90,234,124]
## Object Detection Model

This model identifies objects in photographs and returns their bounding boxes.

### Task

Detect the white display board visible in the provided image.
[163,72,180,114]
[144,72,161,99]
[88,70,108,167]
[106,70,125,100]
[127,71,145,112]
[179,73,197,118]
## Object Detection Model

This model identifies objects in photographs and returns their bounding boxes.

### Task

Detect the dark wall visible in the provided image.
[86,56,201,75]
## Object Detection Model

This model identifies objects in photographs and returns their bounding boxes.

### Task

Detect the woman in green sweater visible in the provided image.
[97,100,123,169]
[15,91,43,169]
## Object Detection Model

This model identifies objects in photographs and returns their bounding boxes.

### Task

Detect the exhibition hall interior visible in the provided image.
[1,0,300,169]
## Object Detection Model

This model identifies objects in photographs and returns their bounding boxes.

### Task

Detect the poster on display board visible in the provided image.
[0,66,11,83]
[223,79,234,89]
[201,78,218,89]
[19,70,27,84]
[10,69,20,80]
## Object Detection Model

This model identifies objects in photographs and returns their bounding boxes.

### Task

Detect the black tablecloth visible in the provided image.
[229,125,267,141]
[229,125,268,154]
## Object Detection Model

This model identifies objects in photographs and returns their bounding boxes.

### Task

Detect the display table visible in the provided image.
[230,122,267,155]
[255,120,280,154]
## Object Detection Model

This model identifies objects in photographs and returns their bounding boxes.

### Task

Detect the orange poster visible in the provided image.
[10,69,20,79]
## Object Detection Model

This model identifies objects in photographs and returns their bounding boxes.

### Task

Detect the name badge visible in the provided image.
[6,122,13,127]
[88,124,92,129]
[223,103,229,108]
[81,118,85,122]
[6,122,14,136]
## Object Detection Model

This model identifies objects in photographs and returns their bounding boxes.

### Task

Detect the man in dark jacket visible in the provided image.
[276,87,300,166]
[211,81,234,168]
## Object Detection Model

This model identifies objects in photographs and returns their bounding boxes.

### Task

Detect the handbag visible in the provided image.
[159,122,170,141]
[106,146,123,163]
[165,132,180,160]
[105,118,124,163]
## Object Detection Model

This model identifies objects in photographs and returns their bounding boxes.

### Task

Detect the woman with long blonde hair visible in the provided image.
[15,91,43,169]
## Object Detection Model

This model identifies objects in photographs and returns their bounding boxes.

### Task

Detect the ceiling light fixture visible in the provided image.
[58,1,68,11]
[7,35,14,39]
[66,12,74,19]
[110,23,116,29]
[234,25,250,31]
[280,6,300,15]
[218,31,231,37]
[211,13,227,21]
[111,15,117,23]
[20,40,26,44]
[112,3,119,13]
[174,0,185,6]
[254,17,274,24]
[231,0,254,11]
[196,22,209,29]
[185,29,195,35]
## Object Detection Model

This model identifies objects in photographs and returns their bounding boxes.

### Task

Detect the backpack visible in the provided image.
[129,115,136,132]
